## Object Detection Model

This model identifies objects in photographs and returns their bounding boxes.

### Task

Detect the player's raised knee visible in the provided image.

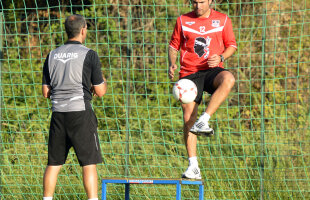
[223,72,235,88]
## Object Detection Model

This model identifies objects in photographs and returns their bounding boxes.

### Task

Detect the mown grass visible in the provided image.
[1,0,309,199]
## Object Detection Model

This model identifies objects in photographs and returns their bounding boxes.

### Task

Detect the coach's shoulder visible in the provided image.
[85,49,98,57]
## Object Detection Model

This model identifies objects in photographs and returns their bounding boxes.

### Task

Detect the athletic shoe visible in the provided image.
[182,165,202,179]
[190,119,214,137]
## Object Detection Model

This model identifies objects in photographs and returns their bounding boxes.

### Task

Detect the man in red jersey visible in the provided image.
[168,0,237,179]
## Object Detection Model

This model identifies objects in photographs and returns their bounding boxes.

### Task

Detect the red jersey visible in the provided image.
[169,10,237,78]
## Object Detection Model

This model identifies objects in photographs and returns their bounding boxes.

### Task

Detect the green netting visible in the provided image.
[0,0,309,199]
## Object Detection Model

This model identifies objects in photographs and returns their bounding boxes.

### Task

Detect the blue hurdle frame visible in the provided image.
[102,178,204,200]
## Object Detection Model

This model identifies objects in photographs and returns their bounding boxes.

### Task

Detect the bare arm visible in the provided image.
[207,46,236,68]
[42,85,51,98]
[92,77,107,97]
[168,47,178,80]
[221,46,237,60]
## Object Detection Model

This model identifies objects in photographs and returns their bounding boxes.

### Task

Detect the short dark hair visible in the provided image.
[65,14,86,39]
[191,0,213,2]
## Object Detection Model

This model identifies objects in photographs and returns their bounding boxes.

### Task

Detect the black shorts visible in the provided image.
[181,67,227,104]
[48,109,102,166]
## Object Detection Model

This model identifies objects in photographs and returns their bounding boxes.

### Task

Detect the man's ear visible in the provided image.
[81,27,86,36]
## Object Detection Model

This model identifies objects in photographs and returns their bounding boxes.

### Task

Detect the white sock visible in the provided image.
[188,156,198,167]
[43,197,53,200]
[88,198,98,200]
[199,112,210,122]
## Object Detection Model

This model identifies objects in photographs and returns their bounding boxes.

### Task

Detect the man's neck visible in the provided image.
[196,9,211,18]
[68,37,83,43]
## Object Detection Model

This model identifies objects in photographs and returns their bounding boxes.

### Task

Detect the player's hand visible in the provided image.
[207,54,221,68]
[91,86,98,97]
[168,64,178,80]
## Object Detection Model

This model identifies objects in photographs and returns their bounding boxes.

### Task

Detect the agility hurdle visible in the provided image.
[102,178,204,200]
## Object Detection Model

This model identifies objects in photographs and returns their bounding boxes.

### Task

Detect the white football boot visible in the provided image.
[190,113,214,136]
[181,165,202,179]
[190,120,214,136]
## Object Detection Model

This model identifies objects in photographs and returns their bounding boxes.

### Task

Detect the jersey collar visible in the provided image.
[65,40,82,45]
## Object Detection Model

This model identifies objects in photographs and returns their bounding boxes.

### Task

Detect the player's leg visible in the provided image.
[191,69,235,135]
[181,102,201,179]
[43,112,68,198]
[205,70,235,116]
[82,164,98,199]
[66,109,102,199]
[182,101,199,158]
[43,165,62,197]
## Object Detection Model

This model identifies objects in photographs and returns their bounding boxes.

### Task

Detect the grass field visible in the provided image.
[1,0,309,199]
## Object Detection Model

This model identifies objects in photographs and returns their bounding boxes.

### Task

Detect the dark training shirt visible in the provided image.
[42,41,104,112]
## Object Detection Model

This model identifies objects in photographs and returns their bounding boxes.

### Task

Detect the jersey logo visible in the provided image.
[212,20,220,27]
[194,36,212,59]
[54,52,78,64]
[185,21,195,25]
